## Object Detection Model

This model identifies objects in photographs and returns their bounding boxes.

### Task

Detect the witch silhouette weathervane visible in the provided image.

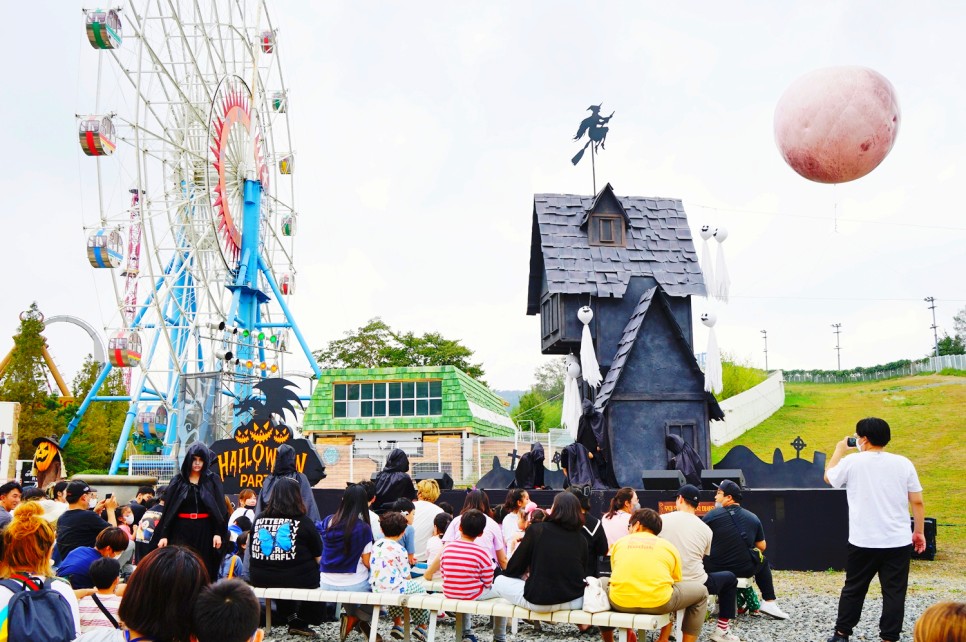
[572,104,614,193]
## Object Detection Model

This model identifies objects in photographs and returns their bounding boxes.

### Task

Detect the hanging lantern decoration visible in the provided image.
[85,9,122,50]
[701,312,722,395]
[714,227,730,303]
[577,306,602,388]
[108,331,142,368]
[87,228,124,268]
[281,214,297,237]
[699,225,716,297]
[279,154,293,175]
[562,355,583,439]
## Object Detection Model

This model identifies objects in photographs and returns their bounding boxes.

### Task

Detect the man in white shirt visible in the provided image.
[824,417,926,642]
[660,484,741,642]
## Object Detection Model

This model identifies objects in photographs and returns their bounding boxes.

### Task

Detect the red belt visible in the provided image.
[177,513,210,519]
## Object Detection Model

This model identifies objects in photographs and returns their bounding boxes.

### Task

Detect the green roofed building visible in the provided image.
[303,366,516,487]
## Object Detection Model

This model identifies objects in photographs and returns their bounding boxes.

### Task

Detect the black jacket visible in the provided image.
[152,443,229,545]
[255,444,321,522]
[373,448,416,511]
[504,521,588,605]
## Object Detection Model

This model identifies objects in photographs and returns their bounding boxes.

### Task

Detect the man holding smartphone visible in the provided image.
[823,417,926,642]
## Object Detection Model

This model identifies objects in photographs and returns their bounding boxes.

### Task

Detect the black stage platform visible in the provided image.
[311,487,848,571]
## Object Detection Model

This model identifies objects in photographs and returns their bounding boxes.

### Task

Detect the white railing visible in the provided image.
[711,370,785,445]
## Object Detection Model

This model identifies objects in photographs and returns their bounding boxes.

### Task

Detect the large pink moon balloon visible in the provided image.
[774,66,900,183]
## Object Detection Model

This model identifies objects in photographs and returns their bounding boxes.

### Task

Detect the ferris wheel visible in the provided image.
[70,2,320,473]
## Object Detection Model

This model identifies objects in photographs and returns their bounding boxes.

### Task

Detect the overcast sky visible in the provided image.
[3,2,965,394]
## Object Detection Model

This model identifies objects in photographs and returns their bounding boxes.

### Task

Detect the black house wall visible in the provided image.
[606,300,711,488]
[540,275,695,365]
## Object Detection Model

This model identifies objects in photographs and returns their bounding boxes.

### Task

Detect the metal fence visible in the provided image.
[784,354,966,384]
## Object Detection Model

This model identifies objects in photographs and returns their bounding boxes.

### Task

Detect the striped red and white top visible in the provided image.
[78,592,122,632]
[439,540,494,600]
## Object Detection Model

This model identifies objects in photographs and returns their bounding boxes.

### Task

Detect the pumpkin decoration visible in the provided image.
[32,436,67,490]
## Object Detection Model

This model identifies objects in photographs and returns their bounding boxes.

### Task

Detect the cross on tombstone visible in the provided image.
[551,451,562,470]
[791,435,807,459]
[506,449,521,471]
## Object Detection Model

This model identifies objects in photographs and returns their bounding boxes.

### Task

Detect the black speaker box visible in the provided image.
[641,470,686,491]
[911,517,937,561]
[700,468,746,490]
[414,471,454,491]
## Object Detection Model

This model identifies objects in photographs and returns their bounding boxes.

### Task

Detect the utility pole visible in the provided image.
[761,329,768,371]
[832,323,842,370]
[924,297,940,365]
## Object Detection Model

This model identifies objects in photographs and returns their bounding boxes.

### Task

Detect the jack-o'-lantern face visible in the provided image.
[34,441,58,472]
[272,426,290,444]
[234,427,251,444]
[250,421,273,444]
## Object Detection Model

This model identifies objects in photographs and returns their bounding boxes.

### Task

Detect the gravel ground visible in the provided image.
[263,570,965,642]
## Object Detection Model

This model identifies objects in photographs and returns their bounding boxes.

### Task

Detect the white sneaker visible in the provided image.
[759,600,789,620]
[709,630,742,642]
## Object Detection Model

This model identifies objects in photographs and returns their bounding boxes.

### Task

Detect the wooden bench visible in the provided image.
[673,576,756,640]
[251,586,670,642]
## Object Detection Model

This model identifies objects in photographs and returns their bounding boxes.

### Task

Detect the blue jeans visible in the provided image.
[320,578,374,622]
[460,587,507,642]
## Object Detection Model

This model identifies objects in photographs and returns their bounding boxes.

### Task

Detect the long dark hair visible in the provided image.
[461,489,493,518]
[605,487,635,519]
[547,492,584,531]
[119,546,210,642]
[328,484,372,554]
[261,477,306,519]
[501,489,528,518]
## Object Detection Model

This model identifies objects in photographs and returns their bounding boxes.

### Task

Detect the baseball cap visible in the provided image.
[714,479,743,501]
[677,484,701,504]
[66,480,96,504]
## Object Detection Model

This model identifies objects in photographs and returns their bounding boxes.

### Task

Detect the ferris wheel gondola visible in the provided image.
[69,1,321,473]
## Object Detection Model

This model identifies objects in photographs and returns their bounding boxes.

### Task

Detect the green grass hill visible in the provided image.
[711,374,966,576]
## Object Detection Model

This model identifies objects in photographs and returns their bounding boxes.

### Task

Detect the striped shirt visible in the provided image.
[439,540,493,600]
[78,592,121,632]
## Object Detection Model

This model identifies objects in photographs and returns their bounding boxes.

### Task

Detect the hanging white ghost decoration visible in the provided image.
[577,306,602,388]
[714,227,730,303]
[562,355,583,439]
[699,225,717,298]
[701,311,722,395]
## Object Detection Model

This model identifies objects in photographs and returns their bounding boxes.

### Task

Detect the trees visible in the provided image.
[954,305,966,341]
[936,333,966,357]
[511,391,546,432]
[314,318,486,381]
[531,357,567,400]
[61,355,128,472]
[0,303,66,458]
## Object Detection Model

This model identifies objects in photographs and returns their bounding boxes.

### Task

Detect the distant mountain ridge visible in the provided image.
[494,389,525,409]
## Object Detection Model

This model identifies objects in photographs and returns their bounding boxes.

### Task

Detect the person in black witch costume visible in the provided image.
[255,442,321,522]
[152,443,229,581]
[514,442,546,489]
[372,448,416,513]
[666,434,705,487]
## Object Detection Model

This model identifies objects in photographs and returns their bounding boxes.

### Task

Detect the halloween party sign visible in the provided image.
[209,378,325,494]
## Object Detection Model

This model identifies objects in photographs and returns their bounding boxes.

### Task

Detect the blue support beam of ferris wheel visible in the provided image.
[61,362,114,449]
[257,255,323,379]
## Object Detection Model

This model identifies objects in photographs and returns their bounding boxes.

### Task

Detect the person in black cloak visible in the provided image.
[373,448,416,512]
[255,442,321,522]
[513,442,546,489]
[577,400,619,487]
[152,443,229,581]
[666,434,705,487]
[560,442,608,489]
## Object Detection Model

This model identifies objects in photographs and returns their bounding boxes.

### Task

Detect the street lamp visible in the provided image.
[760,329,768,371]
[832,323,842,370]
[924,297,940,364]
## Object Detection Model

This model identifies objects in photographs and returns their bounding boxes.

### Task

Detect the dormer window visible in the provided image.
[589,214,625,247]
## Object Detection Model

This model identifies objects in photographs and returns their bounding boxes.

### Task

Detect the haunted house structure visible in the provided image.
[527,184,723,488]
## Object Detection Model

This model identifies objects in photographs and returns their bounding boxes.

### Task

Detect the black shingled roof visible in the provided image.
[594,286,724,420]
[527,185,706,315]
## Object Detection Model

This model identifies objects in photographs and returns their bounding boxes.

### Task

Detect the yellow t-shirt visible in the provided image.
[608,532,682,608]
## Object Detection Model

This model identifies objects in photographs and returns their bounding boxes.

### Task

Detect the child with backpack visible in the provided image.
[0,501,80,642]
[77,558,122,633]
[219,531,249,580]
